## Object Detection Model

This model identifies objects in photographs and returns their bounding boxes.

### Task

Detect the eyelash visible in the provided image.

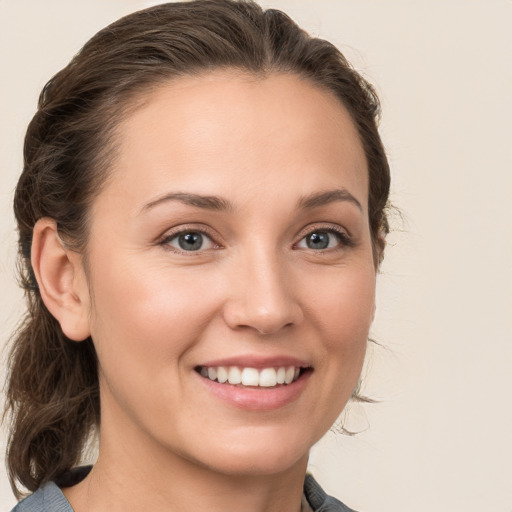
[158,224,354,254]
[295,225,355,252]
[158,226,220,254]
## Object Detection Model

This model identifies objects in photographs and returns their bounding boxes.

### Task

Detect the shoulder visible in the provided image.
[304,474,359,512]
[11,470,356,512]
[9,467,92,512]
[10,482,73,512]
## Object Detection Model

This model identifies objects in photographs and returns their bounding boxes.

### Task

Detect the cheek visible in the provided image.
[303,262,376,344]
[301,261,375,396]
[87,256,220,379]
[86,257,226,436]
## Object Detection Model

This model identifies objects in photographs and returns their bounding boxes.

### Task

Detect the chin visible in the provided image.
[180,426,313,477]
[204,451,308,478]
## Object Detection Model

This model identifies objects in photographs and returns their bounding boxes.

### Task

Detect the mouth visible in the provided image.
[195,365,311,388]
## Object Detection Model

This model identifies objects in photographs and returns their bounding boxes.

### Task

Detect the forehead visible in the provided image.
[102,71,368,214]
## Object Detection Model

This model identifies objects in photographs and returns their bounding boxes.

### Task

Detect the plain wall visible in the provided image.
[1,1,511,510]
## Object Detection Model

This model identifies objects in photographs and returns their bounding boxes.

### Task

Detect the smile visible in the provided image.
[197,366,305,388]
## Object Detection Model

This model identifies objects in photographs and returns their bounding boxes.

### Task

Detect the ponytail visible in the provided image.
[5,295,99,497]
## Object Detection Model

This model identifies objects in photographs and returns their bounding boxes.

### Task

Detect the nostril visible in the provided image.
[255,321,295,336]
[223,298,303,335]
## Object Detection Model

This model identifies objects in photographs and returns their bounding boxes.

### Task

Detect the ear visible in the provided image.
[31,218,91,341]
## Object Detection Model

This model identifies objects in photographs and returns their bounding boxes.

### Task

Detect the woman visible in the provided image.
[5,1,390,511]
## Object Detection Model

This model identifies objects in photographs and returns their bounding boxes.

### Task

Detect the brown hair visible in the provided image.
[5,0,390,498]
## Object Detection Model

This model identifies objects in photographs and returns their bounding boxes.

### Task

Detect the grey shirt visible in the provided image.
[11,467,357,512]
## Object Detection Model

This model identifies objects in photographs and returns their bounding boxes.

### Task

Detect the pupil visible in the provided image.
[307,232,329,250]
[179,232,202,251]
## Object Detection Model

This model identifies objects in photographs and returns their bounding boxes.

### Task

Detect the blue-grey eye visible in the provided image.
[297,230,342,250]
[166,231,214,251]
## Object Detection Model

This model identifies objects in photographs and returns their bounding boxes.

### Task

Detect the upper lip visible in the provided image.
[197,355,312,369]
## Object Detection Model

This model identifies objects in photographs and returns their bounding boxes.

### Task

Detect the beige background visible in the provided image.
[1,1,511,510]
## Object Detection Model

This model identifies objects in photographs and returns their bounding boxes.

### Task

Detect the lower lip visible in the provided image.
[197,371,312,411]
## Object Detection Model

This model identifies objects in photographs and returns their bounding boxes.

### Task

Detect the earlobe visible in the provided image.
[31,218,91,341]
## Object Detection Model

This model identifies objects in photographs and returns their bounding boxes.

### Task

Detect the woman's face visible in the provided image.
[83,71,376,476]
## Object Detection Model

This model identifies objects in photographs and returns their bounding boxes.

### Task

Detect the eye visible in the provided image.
[296,229,350,250]
[163,230,216,252]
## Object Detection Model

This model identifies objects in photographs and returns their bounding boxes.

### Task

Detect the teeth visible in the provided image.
[207,367,217,381]
[284,366,295,384]
[228,366,241,384]
[241,368,259,386]
[259,368,277,387]
[199,365,303,387]
[217,366,228,383]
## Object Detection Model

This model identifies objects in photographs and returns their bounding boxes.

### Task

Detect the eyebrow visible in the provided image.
[140,192,233,214]
[140,187,363,215]
[298,188,363,212]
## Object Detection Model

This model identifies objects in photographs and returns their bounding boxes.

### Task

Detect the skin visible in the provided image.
[34,71,377,512]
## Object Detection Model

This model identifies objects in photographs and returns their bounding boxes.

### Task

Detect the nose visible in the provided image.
[222,252,303,335]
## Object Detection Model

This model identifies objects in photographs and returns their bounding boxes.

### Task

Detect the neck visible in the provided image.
[63,422,309,512]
